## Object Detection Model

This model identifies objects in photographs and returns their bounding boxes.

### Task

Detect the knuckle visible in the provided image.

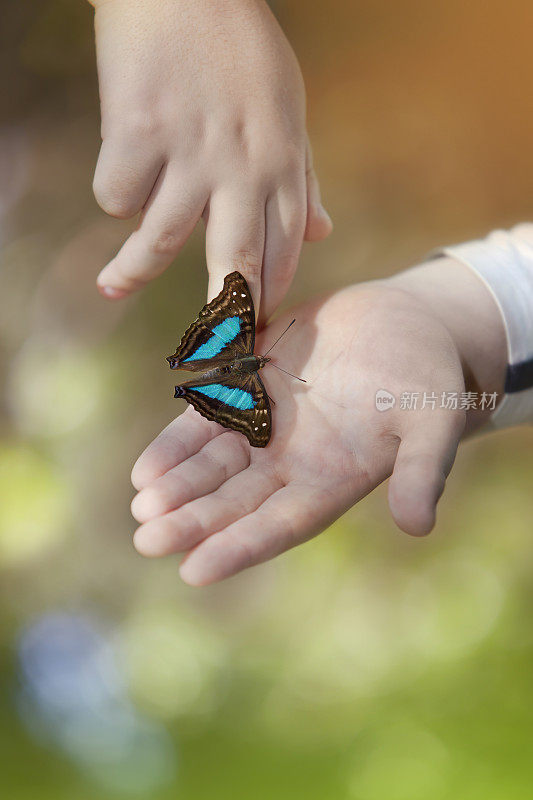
[232,434,252,468]
[242,141,303,190]
[93,175,137,219]
[252,136,300,167]
[149,229,182,257]
[173,470,193,502]
[224,529,255,570]
[146,198,199,257]
[147,481,174,514]
[270,142,304,177]
[156,515,179,545]
[232,249,262,279]
[178,508,201,547]
[218,432,251,471]
[167,195,198,224]
[203,436,242,476]
[201,446,228,481]
[108,110,161,142]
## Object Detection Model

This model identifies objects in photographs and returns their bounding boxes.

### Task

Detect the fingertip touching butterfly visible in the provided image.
[166,271,305,447]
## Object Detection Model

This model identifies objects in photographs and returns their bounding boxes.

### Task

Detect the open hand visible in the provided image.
[130,277,472,585]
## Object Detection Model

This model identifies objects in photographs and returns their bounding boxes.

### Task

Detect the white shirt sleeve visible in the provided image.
[441,224,533,428]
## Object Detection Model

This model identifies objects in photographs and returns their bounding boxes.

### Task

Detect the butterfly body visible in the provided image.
[167,272,272,447]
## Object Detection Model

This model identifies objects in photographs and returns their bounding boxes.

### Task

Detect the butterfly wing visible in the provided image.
[167,272,255,371]
[174,370,271,447]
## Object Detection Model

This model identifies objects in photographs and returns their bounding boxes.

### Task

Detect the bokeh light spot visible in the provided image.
[0,442,70,565]
[122,605,227,720]
[8,341,106,437]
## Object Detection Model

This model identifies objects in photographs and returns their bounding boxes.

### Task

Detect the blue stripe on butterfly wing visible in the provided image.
[189,383,255,410]
[183,317,241,361]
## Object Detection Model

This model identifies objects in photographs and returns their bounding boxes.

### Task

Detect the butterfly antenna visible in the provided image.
[262,319,296,357]
[269,362,307,383]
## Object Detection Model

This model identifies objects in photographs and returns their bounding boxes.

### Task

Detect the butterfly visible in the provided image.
[167,271,274,447]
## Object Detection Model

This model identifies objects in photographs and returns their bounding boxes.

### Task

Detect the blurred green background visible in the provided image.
[1,1,533,798]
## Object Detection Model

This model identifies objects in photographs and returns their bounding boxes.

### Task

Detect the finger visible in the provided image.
[205,188,266,319]
[388,411,465,536]
[93,137,164,219]
[304,137,333,242]
[96,167,207,297]
[131,407,221,491]
[261,186,306,323]
[133,465,283,557]
[179,482,349,586]
[131,430,250,523]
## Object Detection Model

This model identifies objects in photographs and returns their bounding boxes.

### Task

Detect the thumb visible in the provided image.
[388,412,465,536]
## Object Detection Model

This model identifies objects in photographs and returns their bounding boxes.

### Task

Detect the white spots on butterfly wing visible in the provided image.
[241,293,246,298]
[232,291,237,295]
[262,422,267,427]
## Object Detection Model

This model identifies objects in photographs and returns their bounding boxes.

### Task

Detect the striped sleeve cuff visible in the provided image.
[442,224,533,428]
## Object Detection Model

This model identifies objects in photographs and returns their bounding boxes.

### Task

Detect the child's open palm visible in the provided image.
[131,280,470,585]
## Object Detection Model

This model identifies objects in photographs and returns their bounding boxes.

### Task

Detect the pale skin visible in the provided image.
[131,259,507,585]
[89,0,332,323]
[88,0,508,583]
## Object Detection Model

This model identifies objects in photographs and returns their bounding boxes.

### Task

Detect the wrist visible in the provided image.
[387,257,507,426]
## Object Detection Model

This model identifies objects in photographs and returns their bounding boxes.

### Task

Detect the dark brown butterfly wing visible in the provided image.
[167,272,255,372]
[174,370,271,447]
